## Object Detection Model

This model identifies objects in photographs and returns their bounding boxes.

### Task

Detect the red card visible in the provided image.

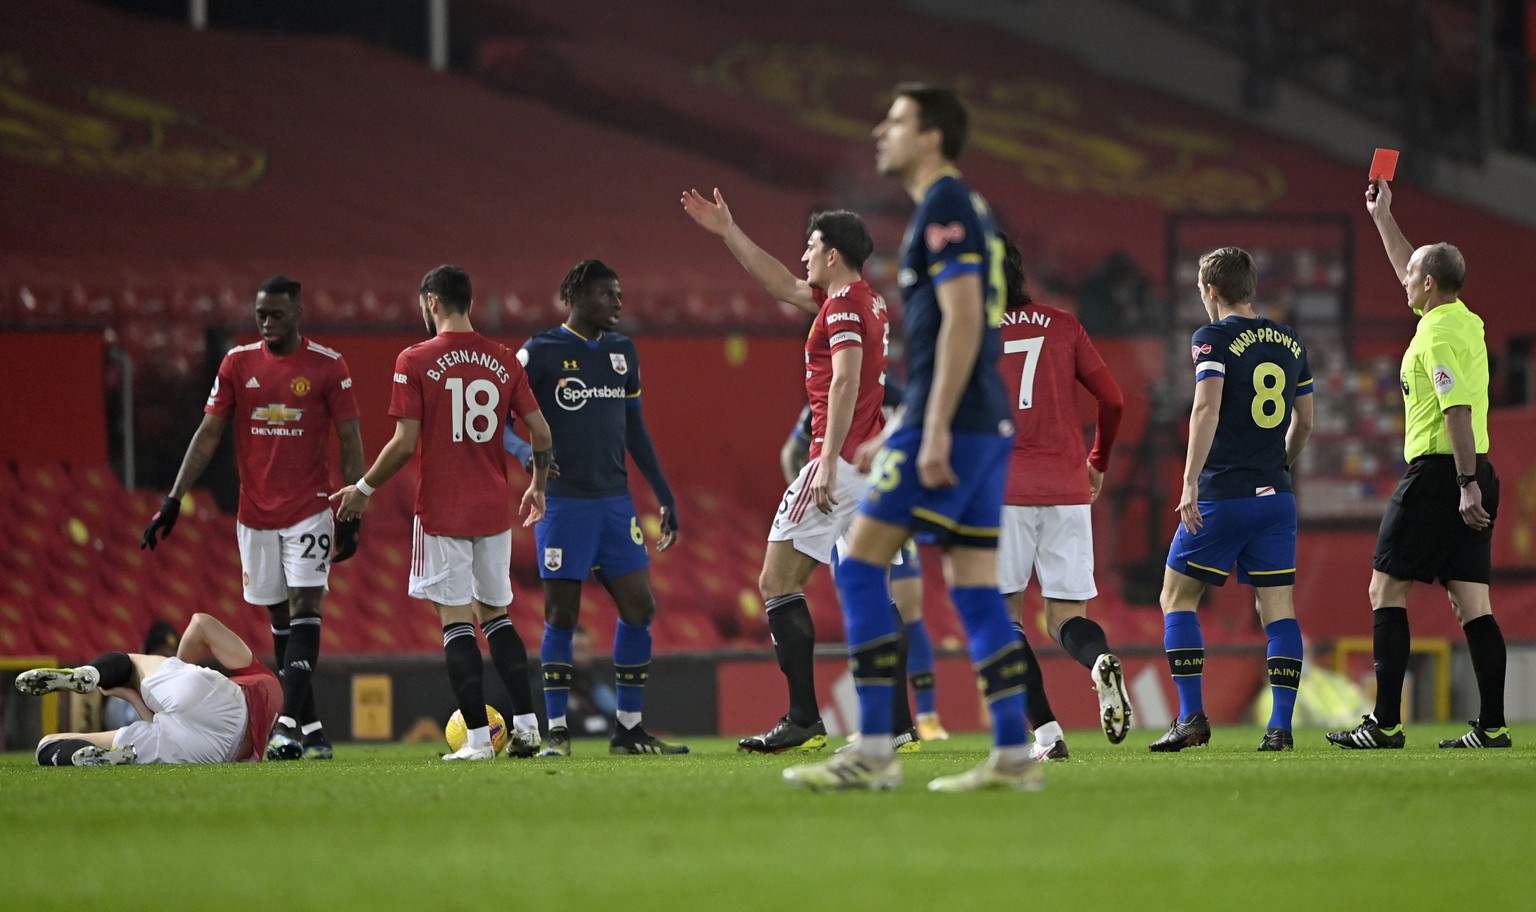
[1369,148,1399,181]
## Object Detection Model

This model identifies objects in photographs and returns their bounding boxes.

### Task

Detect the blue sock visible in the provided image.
[1163,611,1205,719]
[541,622,575,724]
[905,619,937,715]
[836,557,896,737]
[613,620,652,715]
[952,586,1029,748]
[1265,617,1303,730]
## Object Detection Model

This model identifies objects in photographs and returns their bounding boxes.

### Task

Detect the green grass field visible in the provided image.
[3,726,1534,911]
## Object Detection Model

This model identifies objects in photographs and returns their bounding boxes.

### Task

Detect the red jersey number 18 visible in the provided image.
[446,377,500,443]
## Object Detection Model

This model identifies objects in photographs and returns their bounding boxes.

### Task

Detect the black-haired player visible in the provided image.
[507,259,686,756]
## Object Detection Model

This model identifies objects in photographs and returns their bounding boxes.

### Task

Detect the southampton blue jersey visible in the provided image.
[518,326,642,499]
[1190,315,1313,500]
[896,170,1009,435]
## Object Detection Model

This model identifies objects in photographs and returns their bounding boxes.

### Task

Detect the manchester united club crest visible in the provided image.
[544,548,563,571]
[609,353,628,375]
[290,376,312,396]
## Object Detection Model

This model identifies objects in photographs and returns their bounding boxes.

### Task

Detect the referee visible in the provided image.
[1328,177,1508,750]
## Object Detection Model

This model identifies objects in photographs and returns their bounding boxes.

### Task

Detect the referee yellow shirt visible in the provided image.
[1399,299,1490,462]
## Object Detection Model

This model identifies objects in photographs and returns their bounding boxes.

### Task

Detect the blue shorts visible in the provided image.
[1166,493,1297,587]
[888,539,923,582]
[858,427,1011,549]
[535,495,649,582]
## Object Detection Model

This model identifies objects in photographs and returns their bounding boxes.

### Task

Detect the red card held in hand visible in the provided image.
[1369,148,1399,181]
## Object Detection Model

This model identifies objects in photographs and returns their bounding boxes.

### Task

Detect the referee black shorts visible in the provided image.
[1373,454,1499,585]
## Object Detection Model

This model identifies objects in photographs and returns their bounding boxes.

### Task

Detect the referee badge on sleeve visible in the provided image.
[1433,365,1455,395]
[544,548,563,571]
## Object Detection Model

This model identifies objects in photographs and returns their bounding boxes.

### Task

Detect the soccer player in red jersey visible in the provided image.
[993,234,1131,760]
[17,612,282,766]
[331,265,553,761]
[683,188,892,754]
[142,275,363,762]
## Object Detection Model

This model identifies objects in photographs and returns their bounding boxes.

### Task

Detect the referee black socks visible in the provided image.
[1463,614,1507,730]
[1371,607,1410,729]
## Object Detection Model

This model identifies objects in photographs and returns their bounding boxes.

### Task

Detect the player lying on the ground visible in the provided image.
[16,612,281,766]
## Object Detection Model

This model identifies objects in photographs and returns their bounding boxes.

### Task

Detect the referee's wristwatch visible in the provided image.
[1456,472,1477,488]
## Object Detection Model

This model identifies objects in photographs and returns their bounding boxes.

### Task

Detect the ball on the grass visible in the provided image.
[444,706,508,755]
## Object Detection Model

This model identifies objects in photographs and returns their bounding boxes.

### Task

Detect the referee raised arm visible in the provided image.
[1328,177,1508,750]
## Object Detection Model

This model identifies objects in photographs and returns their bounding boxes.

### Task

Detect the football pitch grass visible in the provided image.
[3,726,1533,911]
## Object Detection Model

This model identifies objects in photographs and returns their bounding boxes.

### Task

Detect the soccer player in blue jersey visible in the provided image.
[506,259,686,756]
[783,84,1034,792]
[1151,246,1315,753]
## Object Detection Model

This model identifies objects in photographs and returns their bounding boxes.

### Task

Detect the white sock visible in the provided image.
[617,710,642,730]
[857,734,894,761]
[1034,720,1064,745]
[548,714,568,730]
[466,725,491,749]
[512,713,538,733]
[300,721,323,736]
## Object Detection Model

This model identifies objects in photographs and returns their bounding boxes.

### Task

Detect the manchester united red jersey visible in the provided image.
[1000,304,1112,505]
[206,338,360,530]
[806,281,888,462]
[229,659,281,763]
[389,331,540,537]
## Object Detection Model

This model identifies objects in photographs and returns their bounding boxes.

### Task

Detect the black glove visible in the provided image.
[141,495,181,550]
[333,517,362,563]
[660,504,679,535]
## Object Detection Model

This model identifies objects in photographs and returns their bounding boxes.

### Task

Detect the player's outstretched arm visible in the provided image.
[1366,178,1413,283]
[331,418,420,522]
[143,412,228,550]
[1285,391,1315,471]
[1177,377,1223,533]
[681,187,818,315]
[177,612,255,670]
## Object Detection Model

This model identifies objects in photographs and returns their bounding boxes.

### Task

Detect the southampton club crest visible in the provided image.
[544,548,563,571]
[610,353,628,375]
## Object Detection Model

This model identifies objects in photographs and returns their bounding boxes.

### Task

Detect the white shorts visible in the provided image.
[767,455,867,565]
[238,509,333,605]
[408,517,513,608]
[997,504,1098,600]
[112,658,248,764]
